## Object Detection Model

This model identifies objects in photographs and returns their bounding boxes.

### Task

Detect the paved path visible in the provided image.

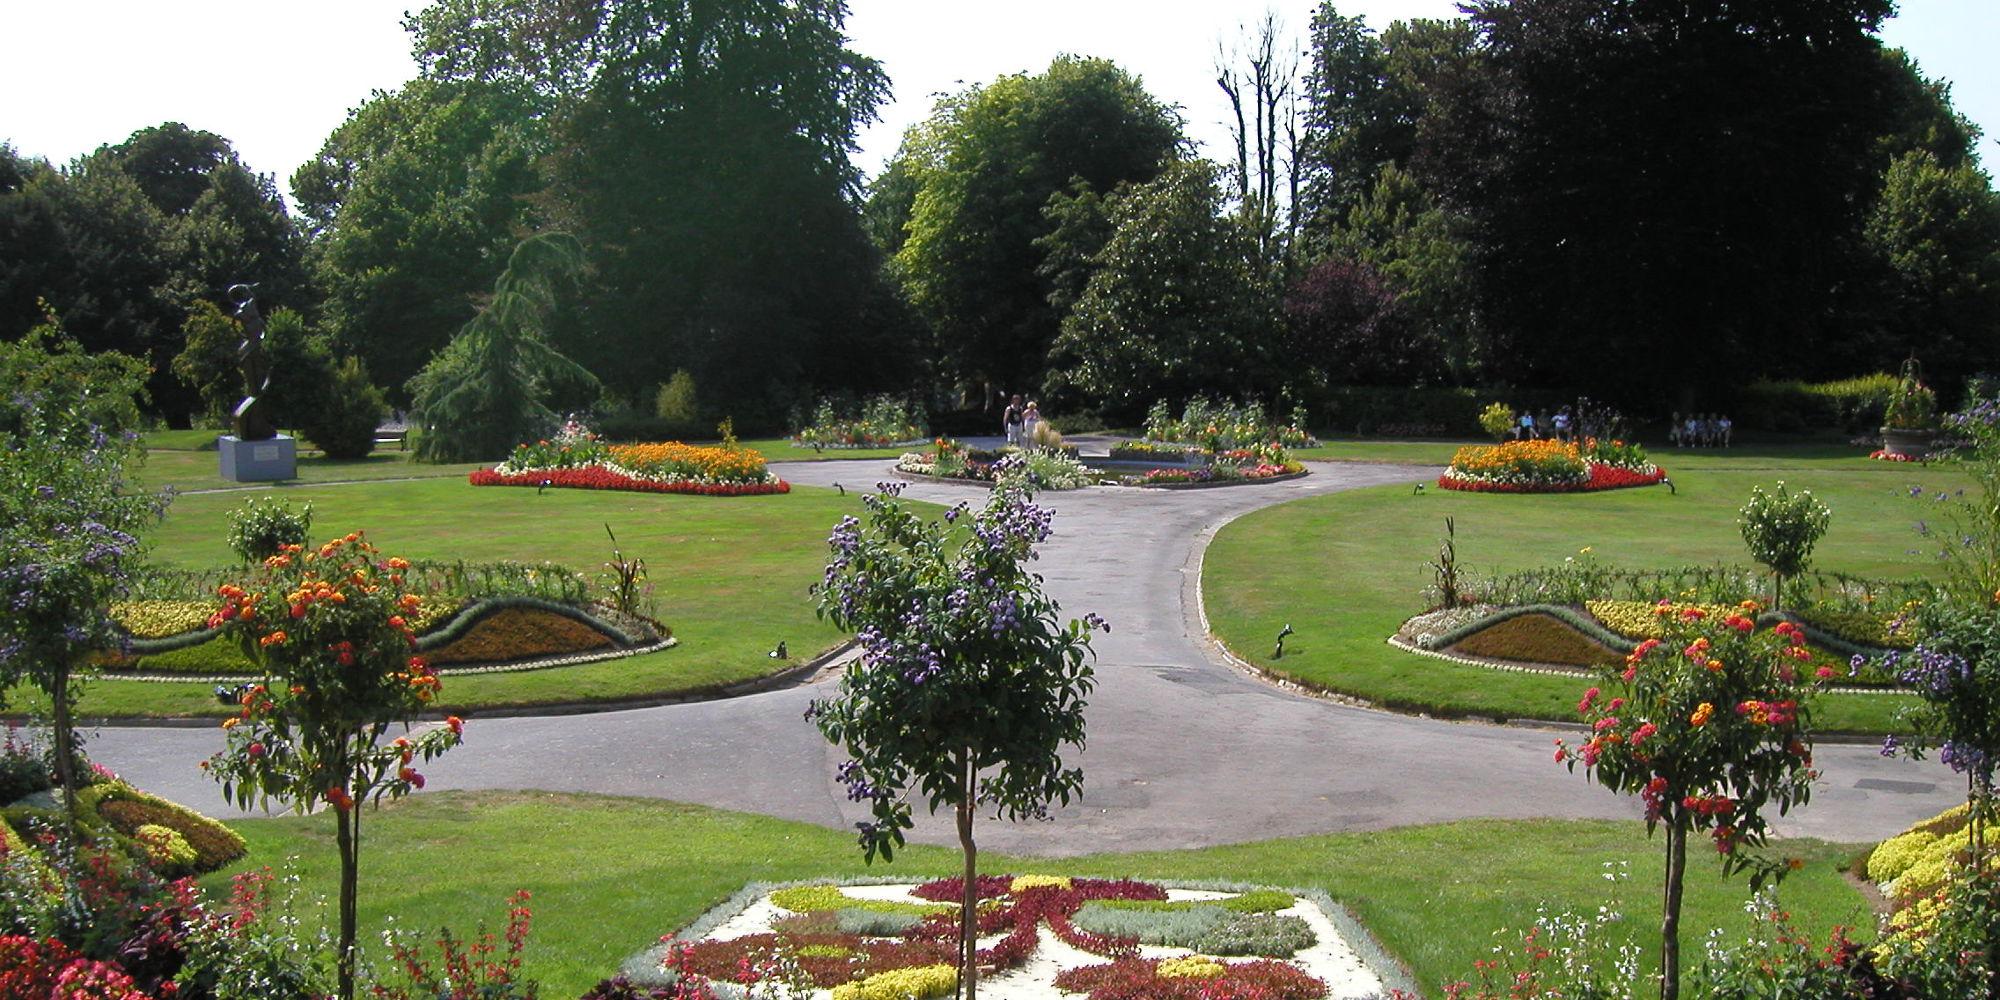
[87,457,1961,856]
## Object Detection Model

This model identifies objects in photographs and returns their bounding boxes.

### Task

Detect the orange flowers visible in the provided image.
[1690,702,1714,726]
[609,441,772,482]
[259,631,288,648]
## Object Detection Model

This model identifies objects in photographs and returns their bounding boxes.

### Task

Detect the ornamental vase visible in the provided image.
[1880,426,1937,459]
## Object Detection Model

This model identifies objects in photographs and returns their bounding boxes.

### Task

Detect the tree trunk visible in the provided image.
[958,750,979,1000]
[1660,822,1687,1000]
[50,659,77,832]
[335,794,361,1000]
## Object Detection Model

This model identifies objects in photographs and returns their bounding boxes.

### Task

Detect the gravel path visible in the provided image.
[84,455,1961,855]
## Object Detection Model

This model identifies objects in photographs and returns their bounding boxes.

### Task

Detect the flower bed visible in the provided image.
[1438,438,1664,493]
[624,877,1392,999]
[475,427,788,496]
[895,441,1098,490]
[794,396,928,450]
[1869,448,1919,462]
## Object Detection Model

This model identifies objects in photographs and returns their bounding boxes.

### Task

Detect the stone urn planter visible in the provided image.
[1880,426,1937,460]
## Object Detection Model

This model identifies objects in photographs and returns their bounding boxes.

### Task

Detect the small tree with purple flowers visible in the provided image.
[810,470,1106,1000]
[0,328,162,829]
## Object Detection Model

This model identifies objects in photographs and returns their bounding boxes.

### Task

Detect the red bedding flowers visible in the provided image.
[469,467,789,496]
[1439,461,1667,494]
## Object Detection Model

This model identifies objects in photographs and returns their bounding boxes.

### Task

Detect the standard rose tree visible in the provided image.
[203,532,464,1000]
[1557,602,1824,1000]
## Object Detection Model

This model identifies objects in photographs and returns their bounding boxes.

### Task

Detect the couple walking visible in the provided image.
[1003,394,1041,447]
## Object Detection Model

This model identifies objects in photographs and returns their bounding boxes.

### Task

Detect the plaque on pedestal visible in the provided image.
[218,434,298,482]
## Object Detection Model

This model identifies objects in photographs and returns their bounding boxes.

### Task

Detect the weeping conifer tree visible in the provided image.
[407,232,598,462]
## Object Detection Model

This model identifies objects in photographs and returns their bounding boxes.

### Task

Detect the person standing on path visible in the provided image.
[1022,400,1042,447]
[1004,394,1025,448]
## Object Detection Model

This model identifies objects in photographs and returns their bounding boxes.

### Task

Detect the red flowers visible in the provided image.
[325,786,354,812]
[1438,461,1668,494]
[469,466,790,496]
[446,716,465,737]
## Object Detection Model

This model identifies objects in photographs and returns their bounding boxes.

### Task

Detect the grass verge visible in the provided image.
[15,477,892,717]
[1205,450,1966,735]
[205,790,1872,999]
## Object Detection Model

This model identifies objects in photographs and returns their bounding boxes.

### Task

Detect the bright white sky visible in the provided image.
[3,0,1996,195]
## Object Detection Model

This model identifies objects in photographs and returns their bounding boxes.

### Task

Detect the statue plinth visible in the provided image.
[218,434,297,482]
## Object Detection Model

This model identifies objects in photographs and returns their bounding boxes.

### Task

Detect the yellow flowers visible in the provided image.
[1690,702,1714,726]
[609,441,771,482]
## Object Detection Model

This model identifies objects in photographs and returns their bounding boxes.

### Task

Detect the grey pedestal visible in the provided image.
[218,434,298,482]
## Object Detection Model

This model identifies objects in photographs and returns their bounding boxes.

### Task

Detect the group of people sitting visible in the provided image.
[1512,401,1628,444]
[1669,412,1734,448]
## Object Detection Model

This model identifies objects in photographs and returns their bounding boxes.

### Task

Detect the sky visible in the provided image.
[3,0,1996,194]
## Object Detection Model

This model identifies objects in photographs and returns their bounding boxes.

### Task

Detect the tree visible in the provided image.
[204,532,463,1000]
[1863,149,2000,395]
[1046,161,1274,419]
[1320,163,1483,383]
[408,233,599,462]
[1738,482,1832,611]
[811,478,1106,1000]
[1557,607,1824,1000]
[890,57,1186,398]
[406,0,905,428]
[1215,11,1300,265]
[0,322,163,828]
[295,78,547,401]
[1283,256,1425,387]
[1448,0,1897,404]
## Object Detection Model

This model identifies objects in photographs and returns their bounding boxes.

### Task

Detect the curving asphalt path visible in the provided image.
[85,455,1961,856]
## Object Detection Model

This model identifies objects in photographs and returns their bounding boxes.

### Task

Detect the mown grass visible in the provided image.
[25,474,895,717]
[206,791,1872,999]
[1205,444,1968,734]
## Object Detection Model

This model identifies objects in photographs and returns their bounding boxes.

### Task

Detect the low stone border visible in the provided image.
[97,637,680,684]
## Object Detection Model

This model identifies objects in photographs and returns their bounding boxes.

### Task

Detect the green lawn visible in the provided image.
[1205,445,1964,734]
[206,791,1873,999]
[34,475,889,717]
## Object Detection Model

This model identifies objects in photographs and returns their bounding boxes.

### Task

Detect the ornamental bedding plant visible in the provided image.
[473,423,788,496]
[662,878,1331,1000]
[1438,438,1665,493]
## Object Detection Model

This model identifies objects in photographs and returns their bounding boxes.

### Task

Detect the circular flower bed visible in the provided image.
[472,433,789,496]
[1438,438,1664,493]
[896,441,1097,490]
[625,876,1392,1000]
[1869,449,1920,462]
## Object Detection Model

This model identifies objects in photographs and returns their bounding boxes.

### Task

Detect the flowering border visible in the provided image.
[1438,461,1666,494]
[98,637,680,683]
[1869,449,1919,463]
[470,465,790,496]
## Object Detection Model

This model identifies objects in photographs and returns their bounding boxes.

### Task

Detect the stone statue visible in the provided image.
[228,283,276,441]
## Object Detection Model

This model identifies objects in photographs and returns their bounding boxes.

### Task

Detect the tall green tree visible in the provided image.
[888,57,1186,399]
[294,78,546,402]
[405,0,905,428]
[1863,150,2000,395]
[1046,161,1273,418]
[408,233,599,462]
[1449,0,1897,404]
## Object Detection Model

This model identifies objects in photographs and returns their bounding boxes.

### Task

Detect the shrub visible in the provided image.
[299,356,389,460]
[829,963,957,1000]
[1885,361,1940,431]
[653,370,700,435]
[131,823,197,873]
[82,782,247,874]
[0,725,51,804]
[225,496,313,564]
[1313,385,1487,437]
[1478,402,1515,441]
[768,885,953,917]
[1739,482,1832,610]
[1735,374,1898,433]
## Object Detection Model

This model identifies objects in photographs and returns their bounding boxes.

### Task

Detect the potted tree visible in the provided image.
[1882,357,1940,459]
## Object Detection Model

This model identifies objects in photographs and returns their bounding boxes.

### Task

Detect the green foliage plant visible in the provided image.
[1478,402,1516,442]
[226,496,314,564]
[653,370,700,434]
[810,480,1107,1000]
[203,532,465,1000]
[408,233,600,463]
[1738,483,1832,611]
[1556,604,1824,1000]
[1882,604,2000,864]
[300,356,389,460]
[0,357,163,830]
[1883,360,1939,431]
